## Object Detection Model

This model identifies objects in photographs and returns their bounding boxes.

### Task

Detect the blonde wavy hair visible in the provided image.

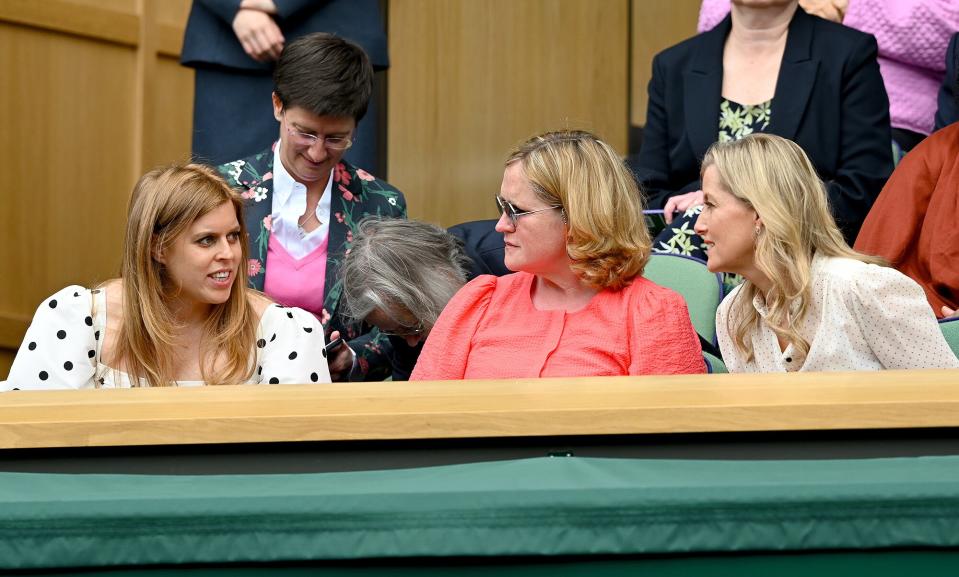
[112,164,258,387]
[506,130,651,290]
[706,134,884,362]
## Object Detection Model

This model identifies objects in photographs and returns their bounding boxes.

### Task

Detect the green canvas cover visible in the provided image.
[2,456,959,570]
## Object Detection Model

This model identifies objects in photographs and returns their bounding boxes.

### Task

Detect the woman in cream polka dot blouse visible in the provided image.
[693,134,959,372]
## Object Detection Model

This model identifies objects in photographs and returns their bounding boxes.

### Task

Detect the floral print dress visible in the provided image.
[652,98,772,291]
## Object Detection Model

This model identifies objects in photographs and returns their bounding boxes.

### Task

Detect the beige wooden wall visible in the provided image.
[387,0,700,228]
[388,0,630,227]
[0,0,193,378]
[0,0,698,379]
[630,0,701,126]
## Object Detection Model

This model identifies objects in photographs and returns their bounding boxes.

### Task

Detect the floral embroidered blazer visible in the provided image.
[218,144,407,380]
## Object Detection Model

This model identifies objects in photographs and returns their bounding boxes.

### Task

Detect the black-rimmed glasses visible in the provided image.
[495,195,563,226]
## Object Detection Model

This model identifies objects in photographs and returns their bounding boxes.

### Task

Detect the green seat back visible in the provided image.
[644,254,723,345]
[704,350,727,374]
[940,319,959,357]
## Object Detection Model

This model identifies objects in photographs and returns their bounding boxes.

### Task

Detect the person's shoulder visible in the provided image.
[816,255,912,296]
[804,10,876,53]
[624,275,690,307]
[255,303,329,384]
[25,284,100,349]
[216,145,275,187]
[816,254,876,280]
[443,273,511,310]
[247,291,274,319]
[258,302,322,332]
[913,122,959,157]
[338,160,406,213]
[339,160,404,195]
[34,285,97,316]
[460,273,503,297]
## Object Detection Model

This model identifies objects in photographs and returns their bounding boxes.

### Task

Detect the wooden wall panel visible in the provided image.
[148,56,195,169]
[156,0,192,57]
[155,0,191,26]
[388,0,629,227]
[69,0,137,13]
[0,0,139,46]
[0,0,193,379]
[0,21,135,308]
[630,0,701,127]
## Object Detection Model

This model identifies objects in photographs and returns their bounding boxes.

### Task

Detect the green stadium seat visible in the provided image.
[644,253,724,346]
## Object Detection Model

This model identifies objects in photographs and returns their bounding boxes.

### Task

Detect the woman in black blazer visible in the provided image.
[631,3,893,249]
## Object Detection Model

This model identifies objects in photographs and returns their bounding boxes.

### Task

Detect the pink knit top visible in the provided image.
[410,272,706,381]
[263,234,328,317]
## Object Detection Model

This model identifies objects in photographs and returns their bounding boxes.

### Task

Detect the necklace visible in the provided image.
[297,204,322,238]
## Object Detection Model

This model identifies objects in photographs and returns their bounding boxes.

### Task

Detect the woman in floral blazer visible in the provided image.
[219,145,405,381]
[217,33,406,381]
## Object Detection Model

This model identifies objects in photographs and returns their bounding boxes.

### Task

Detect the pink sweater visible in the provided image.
[697,0,959,135]
[410,272,706,381]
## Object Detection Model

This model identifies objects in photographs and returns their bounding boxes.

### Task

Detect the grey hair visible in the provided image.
[340,217,471,329]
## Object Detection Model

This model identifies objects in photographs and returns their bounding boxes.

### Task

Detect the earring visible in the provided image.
[754,225,762,238]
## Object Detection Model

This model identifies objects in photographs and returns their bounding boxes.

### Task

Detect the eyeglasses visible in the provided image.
[286,126,353,151]
[379,325,425,338]
[495,196,563,226]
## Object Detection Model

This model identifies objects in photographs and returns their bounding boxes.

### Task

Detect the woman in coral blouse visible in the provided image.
[410,130,706,381]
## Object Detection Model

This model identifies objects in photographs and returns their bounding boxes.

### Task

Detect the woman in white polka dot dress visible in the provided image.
[3,164,331,390]
[693,134,959,372]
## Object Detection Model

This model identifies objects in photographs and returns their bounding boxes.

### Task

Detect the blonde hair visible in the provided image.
[705,134,884,361]
[112,163,258,387]
[506,130,651,290]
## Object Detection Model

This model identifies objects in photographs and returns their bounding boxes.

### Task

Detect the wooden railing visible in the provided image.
[2,370,958,449]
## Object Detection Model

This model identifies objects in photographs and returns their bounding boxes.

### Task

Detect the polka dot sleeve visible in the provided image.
[254,305,331,384]
[849,266,959,369]
[3,286,98,391]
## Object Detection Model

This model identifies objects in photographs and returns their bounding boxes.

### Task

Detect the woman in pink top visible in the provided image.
[410,130,706,381]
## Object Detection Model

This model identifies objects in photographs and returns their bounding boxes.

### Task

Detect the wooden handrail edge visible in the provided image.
[2,370,958,449]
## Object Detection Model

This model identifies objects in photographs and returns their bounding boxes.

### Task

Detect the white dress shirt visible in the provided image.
[717,254,959,372]
[270,143,332,260]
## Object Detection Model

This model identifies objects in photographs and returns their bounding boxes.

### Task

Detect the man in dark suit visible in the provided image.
[181,0,388,169]
[448,220,511,280]
[629,6,893,246]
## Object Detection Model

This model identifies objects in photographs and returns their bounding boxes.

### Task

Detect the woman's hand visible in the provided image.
[232,8,285,62]
[663,190,705,224]
[326,330,356,381]
[799,0,848,23]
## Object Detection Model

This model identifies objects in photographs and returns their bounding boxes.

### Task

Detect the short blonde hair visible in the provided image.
[506,130,650,290]
[704,134,883,361]
[114,163,257,387]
